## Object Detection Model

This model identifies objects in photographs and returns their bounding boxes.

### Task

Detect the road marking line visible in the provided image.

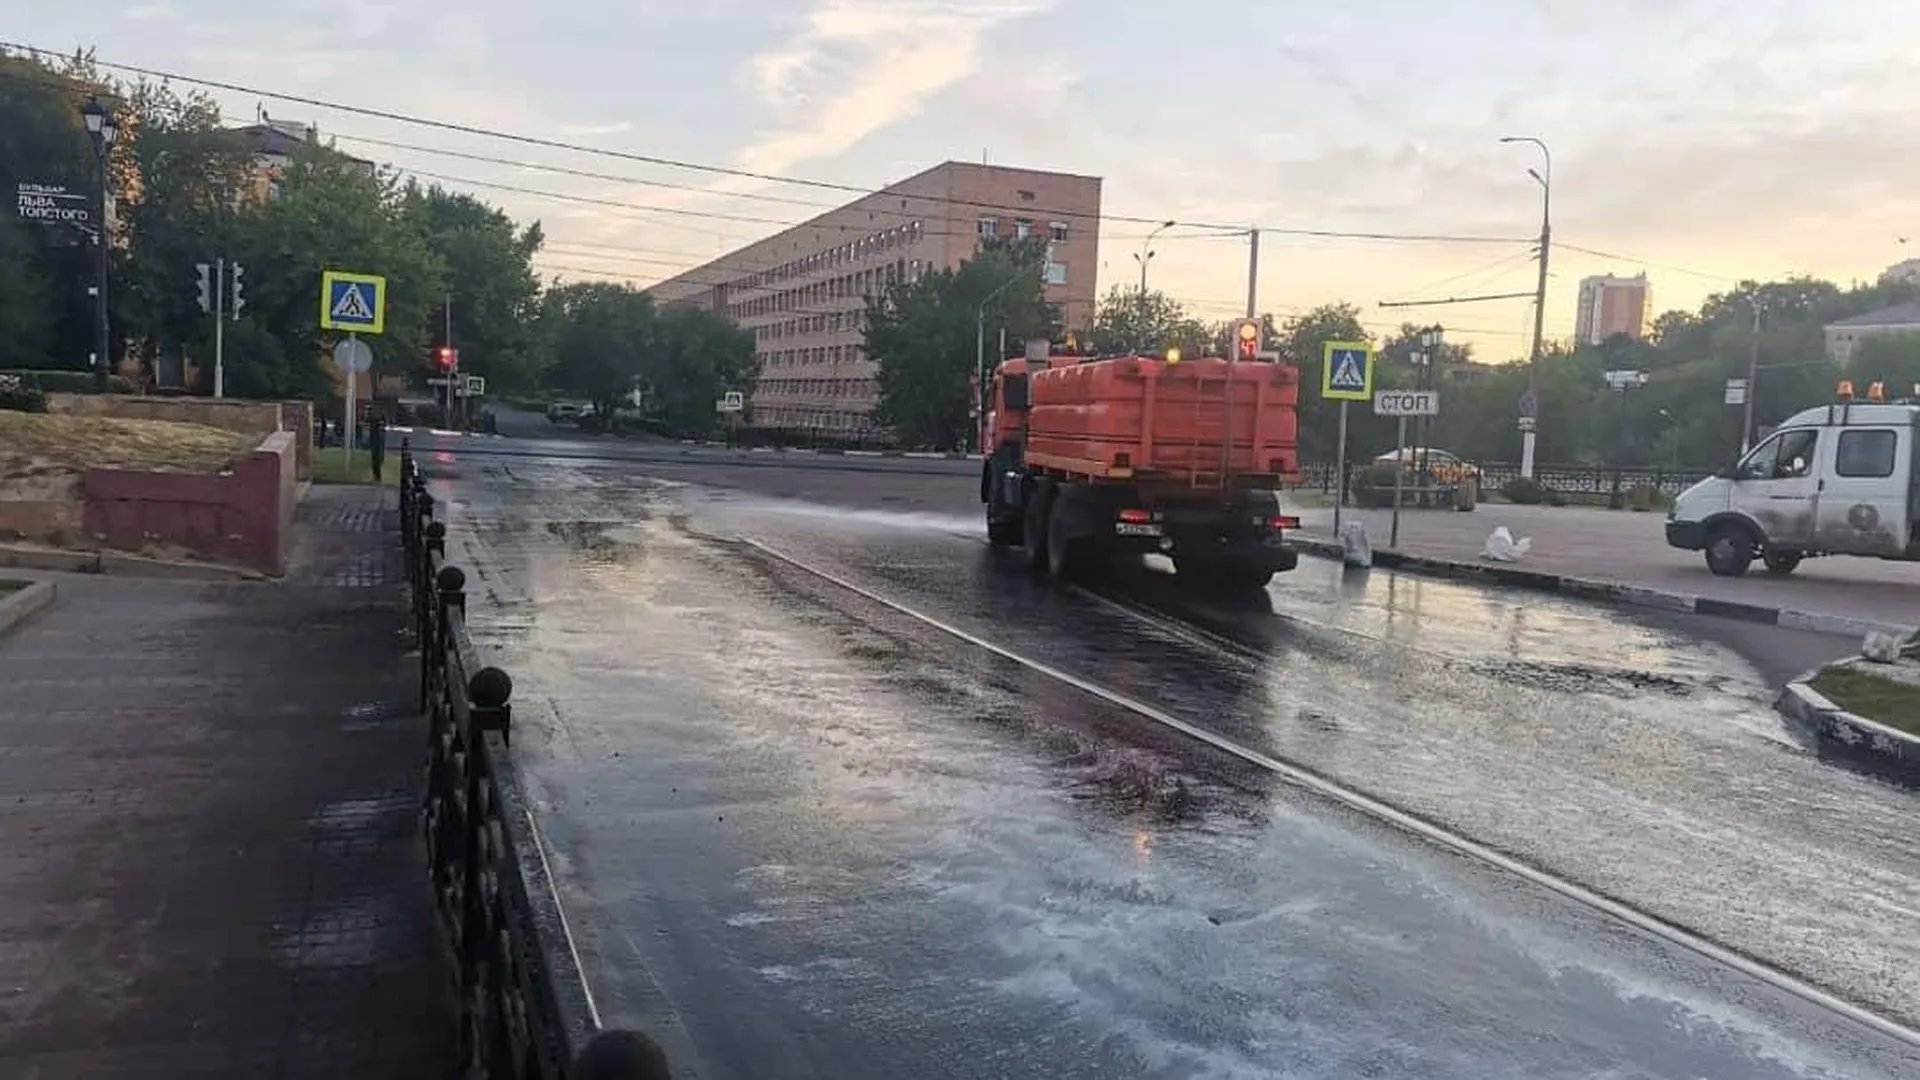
[737,535,1920,1050]
[525,805,604,1031]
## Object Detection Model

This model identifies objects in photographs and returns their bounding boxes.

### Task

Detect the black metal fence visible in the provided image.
[400,443,672,1080]
[1293,459,1715,499]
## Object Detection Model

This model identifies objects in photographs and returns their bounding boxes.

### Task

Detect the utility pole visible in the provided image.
[1502,135,1552,479]
[1133,220,1175,353]
[1244,228,1260,318]
[1740,298,1763,454]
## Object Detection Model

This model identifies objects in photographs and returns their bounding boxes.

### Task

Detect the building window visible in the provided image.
[1014,218,1032,239]
[978,216,997,237]
[1045,261,1068,286]
[1049,221,1068,242]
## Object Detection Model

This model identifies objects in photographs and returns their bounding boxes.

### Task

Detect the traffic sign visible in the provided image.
[1321,341,1374,401]
[331,337,373,374]
[1518,389,1538,418]
[320,270,387,334]
[1374,389,1439,417]
[1724,378,1748,405]
[716,390,745,413]
[464,374,486,397]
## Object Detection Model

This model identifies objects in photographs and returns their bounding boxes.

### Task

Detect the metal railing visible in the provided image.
[400,442,673,1080]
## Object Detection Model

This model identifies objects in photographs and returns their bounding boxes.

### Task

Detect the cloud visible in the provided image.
[558,121,634,138]
[735,0,1051,176]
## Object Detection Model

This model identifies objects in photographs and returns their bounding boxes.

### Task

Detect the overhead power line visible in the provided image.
[0,39,1533,246]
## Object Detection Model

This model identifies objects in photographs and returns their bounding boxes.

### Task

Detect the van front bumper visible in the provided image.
[1665,521,1708,551]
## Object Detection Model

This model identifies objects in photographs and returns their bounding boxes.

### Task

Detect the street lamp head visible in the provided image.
[81,97,105,135]
[1160,219,1176,228]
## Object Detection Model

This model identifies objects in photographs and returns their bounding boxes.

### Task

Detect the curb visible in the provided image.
[1775,671,1920,776]
[1285,538,1913,638]
[0,579,57,637]
[0,544,266,582]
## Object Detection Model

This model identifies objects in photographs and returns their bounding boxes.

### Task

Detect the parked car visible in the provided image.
[1372,447,1480,485]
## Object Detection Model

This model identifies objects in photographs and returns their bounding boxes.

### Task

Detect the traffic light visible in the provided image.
[1231,317,1262,362]
[195,263,212,314]
[229,262,245,319]
[436,345,457,371]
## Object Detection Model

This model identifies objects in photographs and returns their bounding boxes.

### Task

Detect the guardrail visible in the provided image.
[399,442,674,1080]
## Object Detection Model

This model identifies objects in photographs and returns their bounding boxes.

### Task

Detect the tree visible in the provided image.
[404,184,544,393]
[115,78,255,385]
[1082,285,1213,356]
[867,236,1055,449]
[231,152,444,399]
[539,281,656,421]
[646,305,756,437]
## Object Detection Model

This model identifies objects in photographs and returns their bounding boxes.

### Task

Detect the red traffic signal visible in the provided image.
[435,346,457,370]
[1232,318,1262,361]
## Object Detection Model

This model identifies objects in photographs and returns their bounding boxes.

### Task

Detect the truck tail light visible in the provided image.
[1267,515,1299,530]
[1118,508,1153,524]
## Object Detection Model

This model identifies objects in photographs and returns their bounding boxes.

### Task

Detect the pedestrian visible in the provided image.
[367,413,387,483]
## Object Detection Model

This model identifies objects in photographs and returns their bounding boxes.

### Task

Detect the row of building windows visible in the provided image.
[756,310,864,344]
[980,217,1070,242]
[757,377,874,400]
[755,407,879,433]
[759,344,863,370]
[731,259,919,323]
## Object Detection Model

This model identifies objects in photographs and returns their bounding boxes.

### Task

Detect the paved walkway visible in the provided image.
[0,487,452,1078]
[1295,502,1920,632]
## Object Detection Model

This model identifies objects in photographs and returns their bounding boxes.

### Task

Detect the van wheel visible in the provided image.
[1705,524,1756,576]
[1762,549,1802,576]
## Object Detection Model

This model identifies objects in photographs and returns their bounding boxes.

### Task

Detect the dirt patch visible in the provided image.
[0,412,259,545]
[0,412,256,499]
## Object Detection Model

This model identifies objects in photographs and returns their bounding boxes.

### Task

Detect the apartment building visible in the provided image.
[1573,272,1652,345]
[232,116,375,202]
[646,161,1103,440]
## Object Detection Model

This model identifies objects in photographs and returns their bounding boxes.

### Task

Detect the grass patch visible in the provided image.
[0,410,255,473]
[312,445,399,486]
[1808,664,1920,736]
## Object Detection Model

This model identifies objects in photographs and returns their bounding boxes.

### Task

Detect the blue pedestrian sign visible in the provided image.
[1320,341,1374,401]
[319,270,387,335]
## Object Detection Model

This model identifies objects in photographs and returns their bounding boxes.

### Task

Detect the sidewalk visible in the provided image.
[0,487,453,1078]
[1294,502,1920,636]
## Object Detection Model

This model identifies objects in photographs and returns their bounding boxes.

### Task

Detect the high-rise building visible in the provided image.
[1573,272,1652,345]
[646,161,1102,440]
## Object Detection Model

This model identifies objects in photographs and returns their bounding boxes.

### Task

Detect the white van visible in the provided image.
[1666,396,1919,576]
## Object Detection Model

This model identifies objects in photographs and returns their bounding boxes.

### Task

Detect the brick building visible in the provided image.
[1573,272,1652,345]
[646,161,1102,440]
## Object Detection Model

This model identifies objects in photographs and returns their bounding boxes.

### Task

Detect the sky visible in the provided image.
[10,0,1920,360]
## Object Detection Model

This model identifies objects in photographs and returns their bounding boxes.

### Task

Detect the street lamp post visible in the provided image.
[81,98,118,393]
[1414,325,1443,482]
[1604,369,1649,508]
[1501,135,1551,479]
[1130,220,1175,352]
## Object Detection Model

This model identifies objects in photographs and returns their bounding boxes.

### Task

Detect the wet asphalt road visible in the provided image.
[413,441,1920,1080]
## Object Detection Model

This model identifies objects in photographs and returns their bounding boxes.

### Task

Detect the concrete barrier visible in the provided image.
[45,393,314,482]
[82,431,296,575]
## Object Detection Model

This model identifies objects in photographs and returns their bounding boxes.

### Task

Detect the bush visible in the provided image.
[1502,477,1545,504]
[0,368,135,395]
[0,373,47,413]
[1348,462,1403,508]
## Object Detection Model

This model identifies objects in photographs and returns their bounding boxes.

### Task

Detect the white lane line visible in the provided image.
[737,534,1920,1051]
[526,805,604,1031]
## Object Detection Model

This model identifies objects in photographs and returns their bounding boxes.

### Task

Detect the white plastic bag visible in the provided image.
[1480,525,1533,562]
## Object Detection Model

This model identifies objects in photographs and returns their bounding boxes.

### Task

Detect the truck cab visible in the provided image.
[1666,384,1920,576]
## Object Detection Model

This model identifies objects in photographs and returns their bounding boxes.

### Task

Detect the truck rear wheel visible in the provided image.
[1021,489,1050,571]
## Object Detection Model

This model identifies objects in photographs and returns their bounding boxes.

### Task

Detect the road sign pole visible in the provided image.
[1333,400,1349,536]
[1390,416,1408,549]
[345,333,358,471]
[213,257,226,399]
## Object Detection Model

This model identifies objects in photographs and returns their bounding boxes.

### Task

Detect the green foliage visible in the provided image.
[403,184,544,393]
[539,281,655,422]
[1502,477,1545,504]
[1,368,135,394]
[1083,285,1214,355]
[0,373,47,413]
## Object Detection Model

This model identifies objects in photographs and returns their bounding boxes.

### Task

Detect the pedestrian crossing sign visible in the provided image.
[1321,340,1374,401]
[320,270,387,334]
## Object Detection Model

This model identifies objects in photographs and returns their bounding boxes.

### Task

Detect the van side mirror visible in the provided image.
[1002,374,1030,412]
